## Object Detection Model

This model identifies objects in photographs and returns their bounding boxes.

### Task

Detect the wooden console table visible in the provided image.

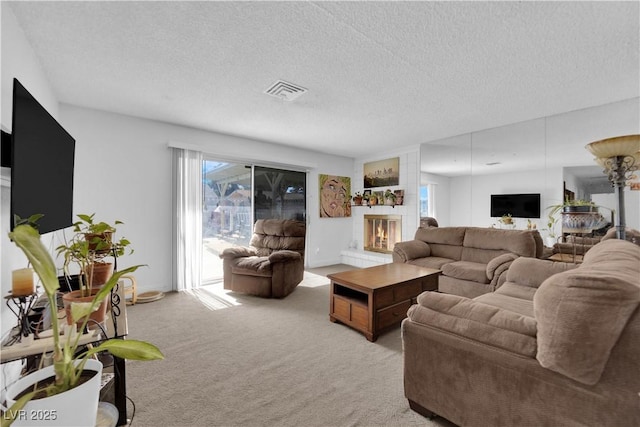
[328,263,441,341]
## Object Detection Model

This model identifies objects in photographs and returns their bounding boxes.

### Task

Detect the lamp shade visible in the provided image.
[586,135,640,158]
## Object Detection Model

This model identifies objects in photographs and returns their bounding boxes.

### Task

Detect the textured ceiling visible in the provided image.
[6,1,640,162]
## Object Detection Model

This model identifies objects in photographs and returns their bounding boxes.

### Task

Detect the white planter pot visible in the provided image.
[546,236,558,247]
[6,359,102,426]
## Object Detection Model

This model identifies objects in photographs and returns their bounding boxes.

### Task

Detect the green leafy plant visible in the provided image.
[546,214,558,238]
[498,213,513,225]
[56,214,132,297]
[3,224,163,427]
[384,189,397,202]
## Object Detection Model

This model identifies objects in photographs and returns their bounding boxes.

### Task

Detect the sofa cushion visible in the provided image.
[463,227,537,257]
[414,226,466,246]
[231,256,273,277]
[506,256,577,288]
[250,219,306,256]
[442,261,489,284]
[534,239,640,385]
[474,291,534,317]
[461,246,509,264]
[408,292,537,357]
[408,257,453,270]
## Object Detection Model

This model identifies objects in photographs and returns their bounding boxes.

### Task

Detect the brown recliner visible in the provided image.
[219,219,306,298]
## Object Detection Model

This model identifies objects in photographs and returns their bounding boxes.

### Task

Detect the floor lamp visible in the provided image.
[586,135,640,241]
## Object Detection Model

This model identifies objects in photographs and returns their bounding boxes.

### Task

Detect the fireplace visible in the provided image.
[364,215,401,254]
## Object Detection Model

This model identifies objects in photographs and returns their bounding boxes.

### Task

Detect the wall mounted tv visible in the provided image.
[490,193,541,219]
[9,78,75,234]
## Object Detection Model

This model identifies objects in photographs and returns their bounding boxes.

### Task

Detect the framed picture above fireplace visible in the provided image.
[364,157,399,188]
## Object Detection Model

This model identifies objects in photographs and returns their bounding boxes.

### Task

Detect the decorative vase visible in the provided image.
[385,198,395,206]
[5,359,103,426]
[62,288,109,328]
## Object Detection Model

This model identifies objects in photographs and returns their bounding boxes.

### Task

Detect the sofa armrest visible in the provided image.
[219,246,258,259]
[506,257,578,288]
[268,250,302,263]
[407,292,537,357]
[486,253,519,286]
[392,240,431,262]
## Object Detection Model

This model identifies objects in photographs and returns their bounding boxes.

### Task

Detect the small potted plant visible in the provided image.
[4,223,163,426]
[57,214,132,289]
[384,189,397,206]
[56,214,132,327]
[352,192,364,206]
[499,213,513,225]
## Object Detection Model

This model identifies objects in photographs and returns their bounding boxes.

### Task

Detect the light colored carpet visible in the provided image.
[125,267,454,427]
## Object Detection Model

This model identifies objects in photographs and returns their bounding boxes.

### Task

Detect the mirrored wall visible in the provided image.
[420,97,640,240]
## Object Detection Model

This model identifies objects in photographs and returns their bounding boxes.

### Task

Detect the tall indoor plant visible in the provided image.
[3,224,163,427]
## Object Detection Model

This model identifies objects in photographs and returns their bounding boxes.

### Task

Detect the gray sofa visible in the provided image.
[402,238,640,426]
[393,227,543,298]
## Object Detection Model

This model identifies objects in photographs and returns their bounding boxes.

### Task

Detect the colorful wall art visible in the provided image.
[319,174,351,218]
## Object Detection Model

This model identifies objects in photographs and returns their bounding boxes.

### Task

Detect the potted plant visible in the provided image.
[384,189,396,206]
[498,213,513,225]
[545,213,559,247]
[368,193,378,206]
[4,224,163,427]
[59,213,132,288]
[352,192,364,206]
[547,199,604,235]
[56,214,132,327]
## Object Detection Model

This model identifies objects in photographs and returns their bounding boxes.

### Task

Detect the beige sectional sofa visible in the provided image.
[402,238,640,426]
[392,227,543,298]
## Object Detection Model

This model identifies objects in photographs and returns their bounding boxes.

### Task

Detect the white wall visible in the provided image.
[0,4,63,399]
[1,5,62,336]
[59,105,354,289]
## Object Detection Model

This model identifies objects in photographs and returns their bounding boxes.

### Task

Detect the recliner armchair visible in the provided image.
[219,219,306,298]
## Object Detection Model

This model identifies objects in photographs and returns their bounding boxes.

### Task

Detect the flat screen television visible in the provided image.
[10,78,75,234]
[490,193,541,219]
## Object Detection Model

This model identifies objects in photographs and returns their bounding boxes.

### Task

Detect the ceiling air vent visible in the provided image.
[264,80,307,101]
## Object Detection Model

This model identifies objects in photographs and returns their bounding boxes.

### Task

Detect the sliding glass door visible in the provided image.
[201,161,306,285]
[254,166,306,222]
[202,161,253,284]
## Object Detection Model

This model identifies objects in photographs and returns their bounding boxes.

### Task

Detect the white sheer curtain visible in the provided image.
[173,148,203,291]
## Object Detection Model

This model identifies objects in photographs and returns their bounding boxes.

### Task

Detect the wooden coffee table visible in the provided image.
[328,263,441,341]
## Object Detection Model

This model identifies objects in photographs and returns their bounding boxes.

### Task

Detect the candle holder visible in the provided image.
[4,292,38,345]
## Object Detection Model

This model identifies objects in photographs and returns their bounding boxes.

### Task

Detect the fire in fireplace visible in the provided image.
[364,214,402,254]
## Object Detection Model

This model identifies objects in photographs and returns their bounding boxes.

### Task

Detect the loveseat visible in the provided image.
[402,238,640,426]
[392,227,543,298]
[219,219,305,298]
